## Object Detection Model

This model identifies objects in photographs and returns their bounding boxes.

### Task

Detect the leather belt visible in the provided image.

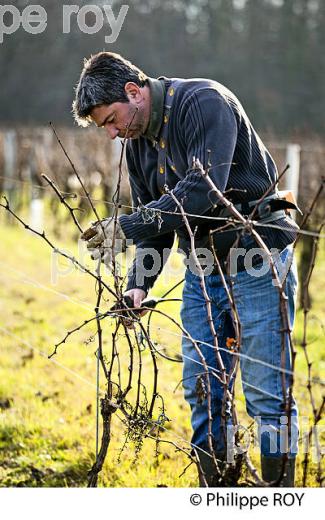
[217,193,300,224]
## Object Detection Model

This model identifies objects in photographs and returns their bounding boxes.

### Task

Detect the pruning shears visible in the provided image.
[110,295,180,317]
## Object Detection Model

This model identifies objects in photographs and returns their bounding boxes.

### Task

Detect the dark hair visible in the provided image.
[73,52,148,127]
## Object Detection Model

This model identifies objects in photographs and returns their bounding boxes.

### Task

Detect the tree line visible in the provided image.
[1,0,324,136]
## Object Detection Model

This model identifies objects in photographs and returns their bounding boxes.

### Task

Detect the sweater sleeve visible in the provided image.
[119,88,238,241]
[122,144,175,293]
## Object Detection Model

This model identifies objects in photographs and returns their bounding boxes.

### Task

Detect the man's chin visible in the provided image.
[119,129,141,139]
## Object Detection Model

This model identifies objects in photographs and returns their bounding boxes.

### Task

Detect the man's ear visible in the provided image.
[124,82,142,102]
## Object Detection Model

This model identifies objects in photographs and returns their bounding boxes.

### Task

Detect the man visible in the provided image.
[73,52,299,486]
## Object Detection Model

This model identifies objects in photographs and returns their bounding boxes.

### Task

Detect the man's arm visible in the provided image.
[119,89,238,241]
[123,144,175,295]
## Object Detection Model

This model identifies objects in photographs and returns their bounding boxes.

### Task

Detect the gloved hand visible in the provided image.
[81,217,126,266]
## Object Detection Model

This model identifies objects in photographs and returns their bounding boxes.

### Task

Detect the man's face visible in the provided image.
[90,82,149,140]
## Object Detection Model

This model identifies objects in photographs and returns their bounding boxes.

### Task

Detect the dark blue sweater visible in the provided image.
[119,78,297,293]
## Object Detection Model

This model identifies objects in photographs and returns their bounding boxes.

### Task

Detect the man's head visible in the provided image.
[73,52,150,139]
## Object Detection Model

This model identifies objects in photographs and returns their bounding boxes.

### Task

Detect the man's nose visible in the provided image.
[105,124,119,140]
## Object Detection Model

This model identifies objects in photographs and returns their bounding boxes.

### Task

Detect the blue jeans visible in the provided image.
[181,246,299,458]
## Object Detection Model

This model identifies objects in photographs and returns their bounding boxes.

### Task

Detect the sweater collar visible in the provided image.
[144,77,165,142]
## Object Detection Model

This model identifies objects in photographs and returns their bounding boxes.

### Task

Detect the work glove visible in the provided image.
[81,217,126,266]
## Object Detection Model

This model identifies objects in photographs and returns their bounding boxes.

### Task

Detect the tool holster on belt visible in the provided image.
[218,190,301,224]
[190,190,301,264]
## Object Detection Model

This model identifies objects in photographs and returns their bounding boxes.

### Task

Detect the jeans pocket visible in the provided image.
[271,246,296,287]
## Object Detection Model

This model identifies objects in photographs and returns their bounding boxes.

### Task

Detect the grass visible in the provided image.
[0,213,324,487]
